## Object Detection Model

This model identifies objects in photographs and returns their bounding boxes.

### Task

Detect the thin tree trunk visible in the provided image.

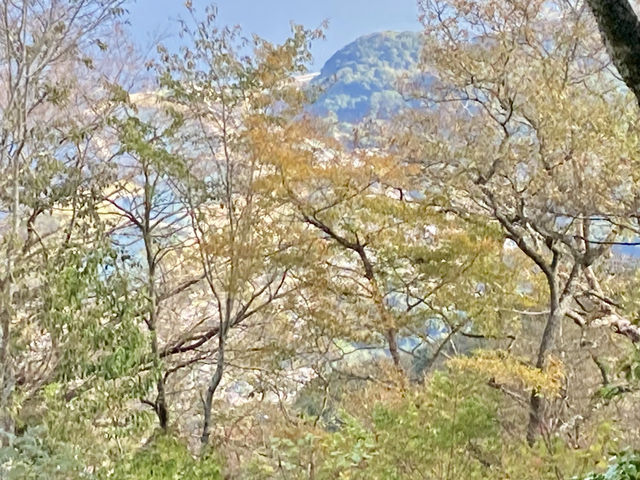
[143,170,168,431]
[358,245,402,369]
[526,284,561,446]
[0,298,15,443]
[0,151,20,443]
[386,328,401,368]
[146,255,169,431]
[200,313,227,450]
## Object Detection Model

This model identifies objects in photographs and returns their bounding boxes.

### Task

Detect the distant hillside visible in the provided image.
[310,31,425,124]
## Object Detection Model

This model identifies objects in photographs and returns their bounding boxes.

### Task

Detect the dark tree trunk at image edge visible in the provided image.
[586,0,640,104]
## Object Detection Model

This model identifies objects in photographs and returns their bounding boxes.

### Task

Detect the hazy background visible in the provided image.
[127,0,421,70]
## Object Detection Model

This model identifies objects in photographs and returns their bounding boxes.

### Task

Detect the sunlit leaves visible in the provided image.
[450,349,565,398]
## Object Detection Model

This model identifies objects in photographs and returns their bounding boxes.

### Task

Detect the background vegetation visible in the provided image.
[2,0,640,478]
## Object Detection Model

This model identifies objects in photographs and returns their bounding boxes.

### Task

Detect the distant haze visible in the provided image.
[127,0,421,70]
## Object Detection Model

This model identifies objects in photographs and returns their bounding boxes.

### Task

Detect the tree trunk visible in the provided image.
[0,274,14,444]
[586,0,640,104]
[386,328,401,368]
[526,286,562,446]
[0,302,14,445]
[143,176,168,431]
[148,299,169,430]
[361,253,402,370]
[0,155,20,444]
[147,278,168,430]
[200,329,225,450]
[155,378,168,430]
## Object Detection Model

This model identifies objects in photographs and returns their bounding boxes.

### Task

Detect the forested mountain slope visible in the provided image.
[310,31,425,123]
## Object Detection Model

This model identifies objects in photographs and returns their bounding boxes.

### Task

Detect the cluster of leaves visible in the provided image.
[246,370,499,479]
[246,367,617,480]
[0,426,89,480]
[104,434,223,480]
[580,452,640,480]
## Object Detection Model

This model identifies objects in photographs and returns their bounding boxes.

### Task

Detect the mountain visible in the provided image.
[310,31,426,124]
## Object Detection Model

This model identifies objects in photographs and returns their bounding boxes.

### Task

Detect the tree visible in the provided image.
[155,5,325,449]
[0,0,127,441]
[100,96,197,431]
[275,134,514,375]
[416,0,640,445]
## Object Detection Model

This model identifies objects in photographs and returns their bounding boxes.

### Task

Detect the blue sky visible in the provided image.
[127,0,421,70]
